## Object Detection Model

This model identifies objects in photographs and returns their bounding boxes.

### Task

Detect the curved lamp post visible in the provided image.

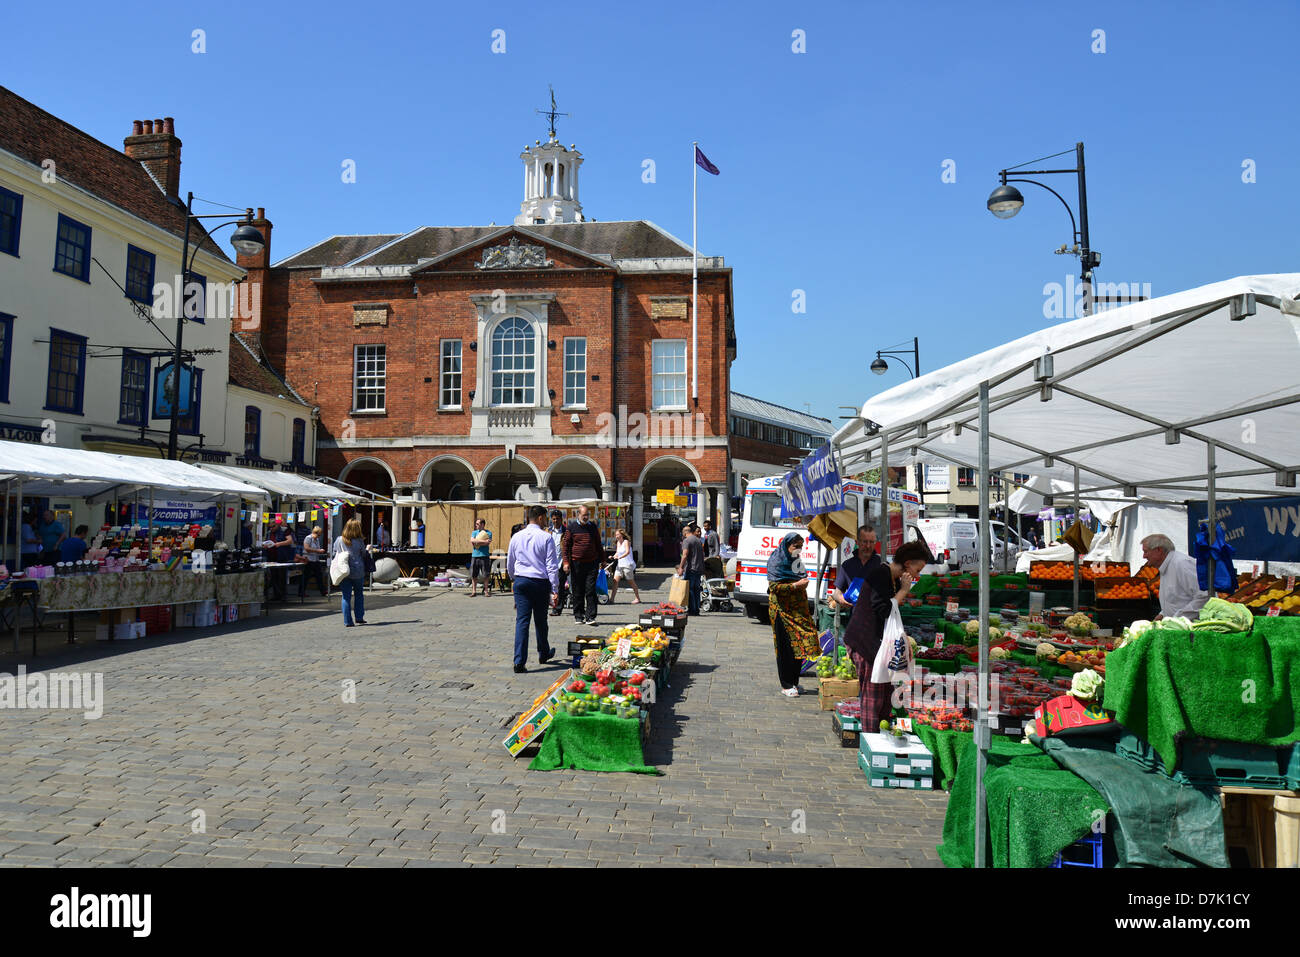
[987,142,1100,315]
[169,192,264,460]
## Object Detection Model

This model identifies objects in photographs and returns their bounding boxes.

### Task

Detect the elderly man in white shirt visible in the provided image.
[1141,534,1209,620]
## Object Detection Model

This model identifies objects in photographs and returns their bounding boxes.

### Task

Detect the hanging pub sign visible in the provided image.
[153,361,195,418]
[780,443,845,518]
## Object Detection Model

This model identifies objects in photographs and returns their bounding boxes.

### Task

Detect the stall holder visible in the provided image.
[829,273,1300,867]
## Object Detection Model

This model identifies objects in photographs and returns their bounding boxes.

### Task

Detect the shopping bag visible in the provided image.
[596,567,608,596]
[870,600,909,683]
[330,550,350,586]
[362,548,376,575]
[668,574,689,608]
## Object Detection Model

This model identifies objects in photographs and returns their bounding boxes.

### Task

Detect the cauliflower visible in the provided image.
[990,647,1009,660]
[907,634,918,653]
[989,626,1002,642]
[1116,620,1152,648]
[1069,668,1104,701]
[964,620,981,636]
[1036,641,1057,660]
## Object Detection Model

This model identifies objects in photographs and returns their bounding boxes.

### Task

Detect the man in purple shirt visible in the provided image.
[507,505,560,673]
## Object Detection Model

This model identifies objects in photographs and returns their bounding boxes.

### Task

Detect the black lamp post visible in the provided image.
[987,142,1099,315]
[870,337,924,510]
[168,191,264,460]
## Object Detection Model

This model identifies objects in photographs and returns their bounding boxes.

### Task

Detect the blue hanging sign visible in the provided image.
[153,361,194,418]
[780,443,845,518]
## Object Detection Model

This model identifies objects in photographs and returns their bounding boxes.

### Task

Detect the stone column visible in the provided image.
[629,486,644,561]
[473,484,486,503]
[602,482,615,503]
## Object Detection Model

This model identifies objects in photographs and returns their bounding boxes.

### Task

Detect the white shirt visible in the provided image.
[1158,550,1208,619]
[616,540,635,570]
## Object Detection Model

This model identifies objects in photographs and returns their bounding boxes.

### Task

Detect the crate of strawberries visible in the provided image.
[641,602,688,633]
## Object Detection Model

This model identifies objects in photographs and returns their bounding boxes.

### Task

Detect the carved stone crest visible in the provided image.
[475,236,553,270]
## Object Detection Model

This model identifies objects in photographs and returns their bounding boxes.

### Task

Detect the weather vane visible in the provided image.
[535,84,569,140]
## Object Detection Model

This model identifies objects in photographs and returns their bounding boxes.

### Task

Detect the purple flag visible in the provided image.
[695,146,720,175]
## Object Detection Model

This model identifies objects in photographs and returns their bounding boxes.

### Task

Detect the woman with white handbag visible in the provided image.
[842,540,933,728]
[330,518,369,626]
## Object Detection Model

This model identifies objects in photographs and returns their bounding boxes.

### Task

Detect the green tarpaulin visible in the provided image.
[1103,618,1300,773]
[528,711,660,774]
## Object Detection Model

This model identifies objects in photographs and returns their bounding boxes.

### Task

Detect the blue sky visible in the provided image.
[6,0,1297,424]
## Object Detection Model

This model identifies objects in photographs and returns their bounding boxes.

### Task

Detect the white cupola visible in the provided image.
[516,90,585,225]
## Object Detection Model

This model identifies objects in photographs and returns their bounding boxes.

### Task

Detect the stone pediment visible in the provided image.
[474,236,554,270]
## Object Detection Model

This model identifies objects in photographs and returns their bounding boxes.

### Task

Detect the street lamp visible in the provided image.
[987,142,1100,315]
[870,337,919,378]
[167,191,264,460]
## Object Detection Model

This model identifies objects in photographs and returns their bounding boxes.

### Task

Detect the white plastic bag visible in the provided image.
[330,548,351,586]
[870,600,910,683]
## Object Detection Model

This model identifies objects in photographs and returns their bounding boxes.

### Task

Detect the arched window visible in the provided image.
[491,317,535,406]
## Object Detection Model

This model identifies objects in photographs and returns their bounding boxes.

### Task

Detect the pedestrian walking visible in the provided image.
[331,518,369,627]
[469,518,493,596]
[507,505,559,673]
[702,520,721,559]
[548,509,569,615]
[562,504,603,625]
[766,532,819,697]
[607,529,641,604]
[677,523,705,615]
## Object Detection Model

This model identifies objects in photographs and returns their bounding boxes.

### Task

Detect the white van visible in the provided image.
[915,517,1031,573]
[735,475,922,624]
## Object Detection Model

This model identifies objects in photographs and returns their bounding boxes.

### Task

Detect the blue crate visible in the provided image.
[1050,830,1103,869]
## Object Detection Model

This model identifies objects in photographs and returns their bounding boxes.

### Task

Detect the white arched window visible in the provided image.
[491,317,536,406]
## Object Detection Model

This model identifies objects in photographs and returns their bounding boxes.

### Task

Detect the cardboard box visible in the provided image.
[860,732,934,776]
[114,622,136,641]
[94,624,111,642]
[503,669,574,757]
[818,677,861,711]
[858,752,935,789]
[224,605,239,623]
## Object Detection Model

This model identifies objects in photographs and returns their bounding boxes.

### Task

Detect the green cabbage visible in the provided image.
[1069,668,1104,701]
[1192,597,1254,634]
[1154,616,1194,631]
[1116,620,1152,648]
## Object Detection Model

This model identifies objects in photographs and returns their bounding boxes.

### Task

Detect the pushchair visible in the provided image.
[699,556,735,613]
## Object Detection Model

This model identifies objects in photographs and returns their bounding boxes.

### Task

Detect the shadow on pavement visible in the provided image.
[642,660,717,768]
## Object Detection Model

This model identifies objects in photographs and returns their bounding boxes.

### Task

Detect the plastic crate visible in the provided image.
[1051,830,1103,868]
[1181,738,1300,790]
[857,753,933,788]
[831,711,861,748]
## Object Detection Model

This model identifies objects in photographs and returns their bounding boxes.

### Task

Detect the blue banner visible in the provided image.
[153,361,194,418]
[1187,496,1300,563]
[780,443,844,518]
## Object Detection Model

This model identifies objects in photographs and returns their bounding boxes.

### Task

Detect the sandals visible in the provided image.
[780,687,800,698]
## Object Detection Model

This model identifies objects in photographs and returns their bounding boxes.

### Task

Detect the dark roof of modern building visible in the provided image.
[0,86,229,261]
[730,392,833,435]
[275,220,696,269]
[229,334,310,406]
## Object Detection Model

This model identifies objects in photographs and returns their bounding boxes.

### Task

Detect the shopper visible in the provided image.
[507,504,558,673]
[20,512,40,569]
[375,517,391,549]
[702,520,721,559]
[843,540,932,730]
[548,509,569,616]
[469,518,493,597]
[677,523,705,615]
[331,518,369,627]
[59,525,89,564]
[1140,533,1209,620]
[267,517,296,601]
[607,529,641,604]
[299,525,329,598]
[37,510,66,565]
[831,524,881,609]
[563,504,603,625]
[766,532,820,697]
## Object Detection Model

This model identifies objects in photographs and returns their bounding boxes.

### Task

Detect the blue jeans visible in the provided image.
[513,576,553,666]
[340,577,365,625]
[686,570,702,615]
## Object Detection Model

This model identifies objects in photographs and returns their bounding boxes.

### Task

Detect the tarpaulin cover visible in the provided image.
[1103,617,1300,773]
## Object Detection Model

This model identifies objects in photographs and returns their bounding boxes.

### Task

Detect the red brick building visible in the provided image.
[238,124,735,560]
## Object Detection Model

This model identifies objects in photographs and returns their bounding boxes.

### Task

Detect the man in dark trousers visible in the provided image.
[677,523,705,616]
[548,509,569,616]
[831,524,881,610]
[562,504,603,626]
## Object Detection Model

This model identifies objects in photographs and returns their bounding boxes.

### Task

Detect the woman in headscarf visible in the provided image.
[767,532,821,698]
[842,540,932,729]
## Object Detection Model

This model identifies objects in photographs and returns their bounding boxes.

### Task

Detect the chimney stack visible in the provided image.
[124,116,182,199]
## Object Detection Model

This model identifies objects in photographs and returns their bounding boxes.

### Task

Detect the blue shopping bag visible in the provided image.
[596,567,609,596]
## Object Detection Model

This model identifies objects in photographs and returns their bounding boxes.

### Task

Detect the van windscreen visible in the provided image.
[749,493,800,529]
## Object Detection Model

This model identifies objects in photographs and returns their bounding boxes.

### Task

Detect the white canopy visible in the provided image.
[835,274,1300,501]
[195,463,368,503]
[0,440,270,502]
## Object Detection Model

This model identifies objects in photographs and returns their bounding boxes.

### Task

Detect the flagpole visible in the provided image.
[692,140,698,406]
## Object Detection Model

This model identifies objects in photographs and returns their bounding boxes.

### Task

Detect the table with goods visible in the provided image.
[500,617,686,774]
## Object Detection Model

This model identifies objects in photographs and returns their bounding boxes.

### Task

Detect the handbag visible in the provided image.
[362,548,376,575]
[330,548,351,586]
[870,600,910,683]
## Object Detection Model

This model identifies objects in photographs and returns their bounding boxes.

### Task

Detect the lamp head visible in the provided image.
[987,183,1025,219]
[230,223,266,256]
[870,357,889,376]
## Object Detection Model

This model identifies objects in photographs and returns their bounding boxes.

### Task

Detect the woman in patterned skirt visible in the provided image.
[766,532,821,698]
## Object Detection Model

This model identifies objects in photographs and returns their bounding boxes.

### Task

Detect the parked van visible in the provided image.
[735,475,922,624]
[916,517,1031,574]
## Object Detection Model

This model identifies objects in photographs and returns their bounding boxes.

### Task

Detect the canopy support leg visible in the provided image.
[1073,466,1081,612]
[1207,441,1217,597]
[975,381,991,869]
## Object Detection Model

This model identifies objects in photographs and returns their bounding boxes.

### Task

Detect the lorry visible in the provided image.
[734,474,923,624]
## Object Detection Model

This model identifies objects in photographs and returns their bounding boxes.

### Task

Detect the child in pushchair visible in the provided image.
[699,555,735,613]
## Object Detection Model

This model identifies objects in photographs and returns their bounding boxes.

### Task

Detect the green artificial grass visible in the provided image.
[528,712,660,774]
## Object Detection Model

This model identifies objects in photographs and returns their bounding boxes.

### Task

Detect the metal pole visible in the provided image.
[13,478,21,654]
[974,381,991,869]
[691,141,698,405]
[1207,442,1217,597]
[1076,143,1093,317]
[879,430,890,559]
[148,487,154,560]
[168,192,194,460]
[1073,465,1081,612]
[1002,473,1011,574]
[2,480,8,571]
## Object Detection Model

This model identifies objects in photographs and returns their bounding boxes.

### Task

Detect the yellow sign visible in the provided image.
[674,495,688,506]
[656,489,677,504]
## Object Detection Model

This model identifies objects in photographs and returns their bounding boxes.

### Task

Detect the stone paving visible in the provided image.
[0,571,947,867]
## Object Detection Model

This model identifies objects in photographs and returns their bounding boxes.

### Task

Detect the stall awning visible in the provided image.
[0,440,271,502]
[834,274,1300,501]
[194,464,370,503]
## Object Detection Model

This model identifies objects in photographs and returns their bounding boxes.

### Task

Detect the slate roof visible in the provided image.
[273,233,403,269]
[731,392,832,436]
[0,86,229,261]
[229,334,310,406]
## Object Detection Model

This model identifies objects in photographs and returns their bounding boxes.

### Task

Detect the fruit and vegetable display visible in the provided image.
[1228,576,1300,614]
[604,626,670,659]
[814,654,857,680]
[1064,612,1095,635]
[917,644,964,661]
[642,602,686,616]
[907,707,974,732]
[1194,597,1255,633]
[1096,580,1153,600]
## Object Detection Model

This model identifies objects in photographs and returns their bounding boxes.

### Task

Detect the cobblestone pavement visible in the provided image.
[0,572,947,867]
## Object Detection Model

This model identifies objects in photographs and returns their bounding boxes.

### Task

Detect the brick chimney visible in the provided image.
[123,117,182,199]
[234,208,275,361]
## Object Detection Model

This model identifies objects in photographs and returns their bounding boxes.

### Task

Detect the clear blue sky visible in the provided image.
[6,0,1297,424]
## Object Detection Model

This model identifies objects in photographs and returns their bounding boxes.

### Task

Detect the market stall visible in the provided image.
[825,273,1300,867]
